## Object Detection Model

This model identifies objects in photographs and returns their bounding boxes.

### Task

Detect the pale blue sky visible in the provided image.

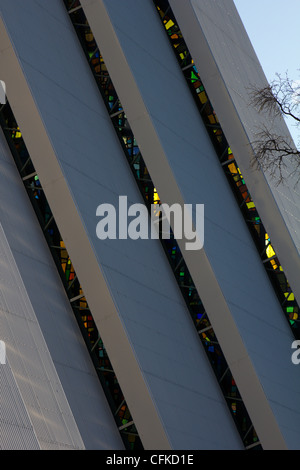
[233,0,299,144]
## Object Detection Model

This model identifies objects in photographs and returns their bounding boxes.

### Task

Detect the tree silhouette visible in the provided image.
[249,72,300,184]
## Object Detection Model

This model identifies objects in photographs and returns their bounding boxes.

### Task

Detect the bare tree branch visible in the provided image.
[249,73,300,123]
[248,72,300,184]
[251,125,300,184]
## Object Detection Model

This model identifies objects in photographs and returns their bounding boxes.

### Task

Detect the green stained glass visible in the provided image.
[191,70,198,83]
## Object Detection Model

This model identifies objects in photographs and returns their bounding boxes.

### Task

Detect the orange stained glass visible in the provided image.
[228,162,238,174]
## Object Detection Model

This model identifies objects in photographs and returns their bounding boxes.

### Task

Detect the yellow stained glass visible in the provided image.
[153,188,160,204]
[198,91,207,104]
[285,292,295,301]
[266,244,276,258]
[165,19,174,30]
[12,127,22,139]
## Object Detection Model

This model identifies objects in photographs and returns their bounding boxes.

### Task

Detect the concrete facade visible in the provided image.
[0,0,299,450]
